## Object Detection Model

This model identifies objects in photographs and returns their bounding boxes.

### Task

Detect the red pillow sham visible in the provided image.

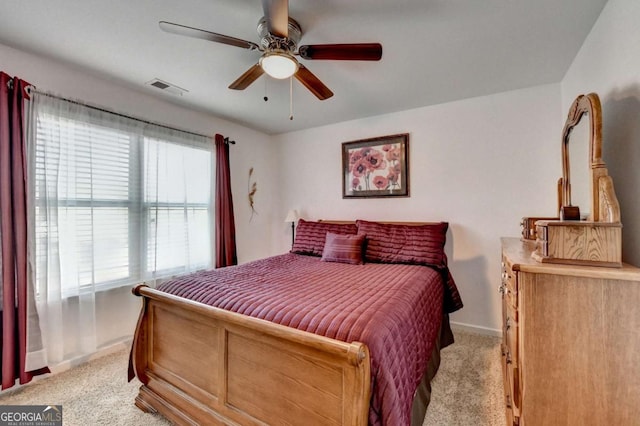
[356,220,448,267]
[291,219,358,257]
[321,232,366,265]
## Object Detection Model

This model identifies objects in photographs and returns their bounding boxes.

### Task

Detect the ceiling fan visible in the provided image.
[159,0,383,100]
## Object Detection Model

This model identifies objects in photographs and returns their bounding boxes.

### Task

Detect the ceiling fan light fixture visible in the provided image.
[260,51,299,79]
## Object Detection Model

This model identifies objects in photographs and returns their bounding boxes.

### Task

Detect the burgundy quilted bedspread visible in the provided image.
[157,253,462,425]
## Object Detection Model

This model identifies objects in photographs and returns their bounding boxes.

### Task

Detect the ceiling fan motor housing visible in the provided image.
[257,17,302,52]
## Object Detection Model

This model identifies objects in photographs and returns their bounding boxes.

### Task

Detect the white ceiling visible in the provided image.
[0,0,608,134]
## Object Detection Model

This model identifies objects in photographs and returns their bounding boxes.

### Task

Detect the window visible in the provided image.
[33,98,213,297]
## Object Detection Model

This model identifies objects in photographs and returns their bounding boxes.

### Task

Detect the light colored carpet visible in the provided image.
[0,346,170,426]
[423,330,504,426]
[0,330,502,426]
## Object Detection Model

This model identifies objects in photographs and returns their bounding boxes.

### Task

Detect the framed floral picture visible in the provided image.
[342,133,409,198]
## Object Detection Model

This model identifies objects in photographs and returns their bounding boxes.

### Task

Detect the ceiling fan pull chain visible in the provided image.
[264,78,268,102]
[289,77,293,120]
[289,76,294,120]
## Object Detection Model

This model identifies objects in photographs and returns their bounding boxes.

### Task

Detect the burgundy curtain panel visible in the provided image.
[214,134,238,268]
[0,72,49,389]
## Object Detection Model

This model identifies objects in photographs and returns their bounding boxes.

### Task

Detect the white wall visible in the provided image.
[561,0,640,266]
[274,84,562,332]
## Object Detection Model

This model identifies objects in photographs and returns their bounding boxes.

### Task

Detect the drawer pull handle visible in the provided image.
[506,317,511,330]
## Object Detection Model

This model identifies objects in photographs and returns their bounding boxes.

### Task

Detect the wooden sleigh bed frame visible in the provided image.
[129,284,371,425]
[128,220,456,425]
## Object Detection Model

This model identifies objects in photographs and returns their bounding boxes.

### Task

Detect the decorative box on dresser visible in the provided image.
[500,237,640,426]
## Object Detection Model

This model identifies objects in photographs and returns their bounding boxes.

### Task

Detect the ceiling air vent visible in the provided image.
[145,78,188,96]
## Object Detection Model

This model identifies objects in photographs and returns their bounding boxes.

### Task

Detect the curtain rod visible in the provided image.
[28,88,235,143]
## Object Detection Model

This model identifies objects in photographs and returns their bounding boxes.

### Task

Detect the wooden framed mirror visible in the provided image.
[533,93,622,267]
[559,93,620,222]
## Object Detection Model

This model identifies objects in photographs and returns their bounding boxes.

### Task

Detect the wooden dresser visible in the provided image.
[500,237,640,426]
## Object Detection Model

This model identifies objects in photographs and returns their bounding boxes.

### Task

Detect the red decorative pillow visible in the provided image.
[291,219,358,256]
[356,220,448,267]
[321,232,366,265]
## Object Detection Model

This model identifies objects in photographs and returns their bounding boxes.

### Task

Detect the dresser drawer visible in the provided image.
[504,306,518,363]
[501,257,518,308]
[501,343,520,425]
[533,221,622,267]
[507,363,521,420]
[501,343,513,422]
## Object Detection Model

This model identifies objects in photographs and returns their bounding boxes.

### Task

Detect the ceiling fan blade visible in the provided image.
[229,64,265,90]
[159,21,260,51]
[262,0,289,38]
[295,64,333,100]
[298,43,383,61]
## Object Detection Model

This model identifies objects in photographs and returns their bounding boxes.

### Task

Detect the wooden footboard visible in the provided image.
[130,285,371,425]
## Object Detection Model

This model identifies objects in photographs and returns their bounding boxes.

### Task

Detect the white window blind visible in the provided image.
[33,95,213,298]
[143,137,212,276]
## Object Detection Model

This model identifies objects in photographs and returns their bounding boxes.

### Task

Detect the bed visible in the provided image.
[128,220,463,425]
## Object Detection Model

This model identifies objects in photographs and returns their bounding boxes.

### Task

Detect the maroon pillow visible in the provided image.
[291,219,358,256]
[356,220,448,267]
[321,232,366,265]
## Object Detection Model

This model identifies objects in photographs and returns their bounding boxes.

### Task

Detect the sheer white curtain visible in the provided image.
[28,92,213,365]
[143,134,213,279]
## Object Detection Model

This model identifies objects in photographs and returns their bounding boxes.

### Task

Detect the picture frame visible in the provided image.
[342,133,409,198]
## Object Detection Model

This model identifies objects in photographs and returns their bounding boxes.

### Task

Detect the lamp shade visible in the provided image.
[260,52,299,79]
[284,209,299,223]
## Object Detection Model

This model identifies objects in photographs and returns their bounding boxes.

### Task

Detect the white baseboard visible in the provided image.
[0,337,133,396]
[48,337,133,375]
[451,321,502,337]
